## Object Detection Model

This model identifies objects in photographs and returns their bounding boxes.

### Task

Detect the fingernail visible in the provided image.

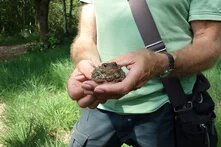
[95,88,104,93]
[74,75,85,80]
[84,90,94,95]
[82,83,93,90]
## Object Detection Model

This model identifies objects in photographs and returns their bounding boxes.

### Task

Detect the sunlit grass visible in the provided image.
[0,44,80,147]
[3,88,79,147]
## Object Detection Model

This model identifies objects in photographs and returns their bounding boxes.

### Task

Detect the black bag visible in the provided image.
[174,74,218,147]
[128,0,218,146]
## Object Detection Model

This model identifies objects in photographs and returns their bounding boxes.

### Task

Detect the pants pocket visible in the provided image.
[69,125,89,147]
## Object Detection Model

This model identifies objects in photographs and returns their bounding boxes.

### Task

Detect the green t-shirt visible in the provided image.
[80,0,221,114]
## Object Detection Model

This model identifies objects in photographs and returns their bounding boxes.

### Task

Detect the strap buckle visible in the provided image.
[173,101,193,113]
[145,40,166,52]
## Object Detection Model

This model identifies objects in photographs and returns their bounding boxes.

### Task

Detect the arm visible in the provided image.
[67,3,103,108]
[171,21,221,76]
[91,21,221,99]
[71,3,100,66]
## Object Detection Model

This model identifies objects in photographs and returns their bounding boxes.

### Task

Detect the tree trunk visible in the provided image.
[62,0,68,35]
[68,0,73,33]
[34,0,50,47]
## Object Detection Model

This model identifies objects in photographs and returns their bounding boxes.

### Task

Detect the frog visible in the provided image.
[91,62,126,83]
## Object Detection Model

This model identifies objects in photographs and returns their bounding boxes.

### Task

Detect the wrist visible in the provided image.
[74,56,100,66]
[159,52,176,78]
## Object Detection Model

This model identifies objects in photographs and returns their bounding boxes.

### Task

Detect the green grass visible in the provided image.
[0,44,220,147]
[204,60,221,146]
[0,43,80,147]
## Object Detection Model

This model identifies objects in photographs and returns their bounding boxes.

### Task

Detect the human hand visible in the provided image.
[67,60,105,108]
[87,49,167,100]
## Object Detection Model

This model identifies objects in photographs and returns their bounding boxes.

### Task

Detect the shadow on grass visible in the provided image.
[0,43,73,101]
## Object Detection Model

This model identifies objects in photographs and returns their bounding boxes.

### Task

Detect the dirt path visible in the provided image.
[0,43,33,60]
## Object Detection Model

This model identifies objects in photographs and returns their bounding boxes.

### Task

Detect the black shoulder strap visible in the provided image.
[128,0,166,52]
[128,0,187,108]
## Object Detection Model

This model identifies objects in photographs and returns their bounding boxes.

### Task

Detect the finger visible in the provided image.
[94,82,128,96]
[94,68,140,95]
[81,83,94,91]
[107,53,135,66]
[67,79,85,100]
[68,69,93,100]
[82,80,99,89]
[80,67,94,79]
[81,81,99,95]
[77,95,96,108]
[74,74,86,81]
[95,93,123,100]
[72,70,87,81]
[98,99,107,104]
[83,89,94,95]
[78,60,97,79]
[88,100,100,109]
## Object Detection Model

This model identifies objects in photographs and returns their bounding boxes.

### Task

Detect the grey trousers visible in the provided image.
[69,103,175,147]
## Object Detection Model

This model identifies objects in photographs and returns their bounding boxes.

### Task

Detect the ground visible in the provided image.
[0,44,29,146]
[0,44,32,60]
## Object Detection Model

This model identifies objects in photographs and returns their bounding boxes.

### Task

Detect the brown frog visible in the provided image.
[91,62,126,83]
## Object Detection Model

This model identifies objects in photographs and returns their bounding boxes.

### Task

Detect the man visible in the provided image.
[67,0,221,146]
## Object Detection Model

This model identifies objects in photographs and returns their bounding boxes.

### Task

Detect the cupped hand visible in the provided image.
[67,60,104,108]
[91,49,166,99]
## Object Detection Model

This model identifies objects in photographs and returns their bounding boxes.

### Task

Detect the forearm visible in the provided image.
[171,36,221,76]
[70,3,100,66]
[71,36,100,66]
[154,21,221,77]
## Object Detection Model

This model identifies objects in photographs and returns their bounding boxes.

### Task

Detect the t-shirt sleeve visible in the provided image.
[80,0,93,3]
[189,0,221,22]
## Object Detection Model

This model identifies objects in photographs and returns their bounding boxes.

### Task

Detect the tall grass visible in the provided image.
[0,44,220,147]
[204,60,221,146]
[0,44,80,147]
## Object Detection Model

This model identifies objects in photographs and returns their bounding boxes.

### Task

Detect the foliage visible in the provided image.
[48,0,80,37]
[0,0,80,46]
[0,33,40,46]
[48,33,60,48]
[0,35,27,46]
[49,0,80,35]
[0,0,36,35]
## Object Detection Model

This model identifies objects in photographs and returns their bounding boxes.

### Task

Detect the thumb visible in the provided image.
[107,54,135,67]
[78,60,97,79]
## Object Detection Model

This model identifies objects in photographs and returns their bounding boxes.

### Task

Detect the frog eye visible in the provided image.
[102,63,108,67]
[111,62,117,66]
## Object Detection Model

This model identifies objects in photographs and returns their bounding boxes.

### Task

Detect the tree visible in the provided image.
[68,0,74,33]
[0,0,80,46]
[62,0,68,35]
[34,0,51,47]
[0,0,35,35]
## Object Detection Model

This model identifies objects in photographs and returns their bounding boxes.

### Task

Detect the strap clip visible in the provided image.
[174,101,193,113]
